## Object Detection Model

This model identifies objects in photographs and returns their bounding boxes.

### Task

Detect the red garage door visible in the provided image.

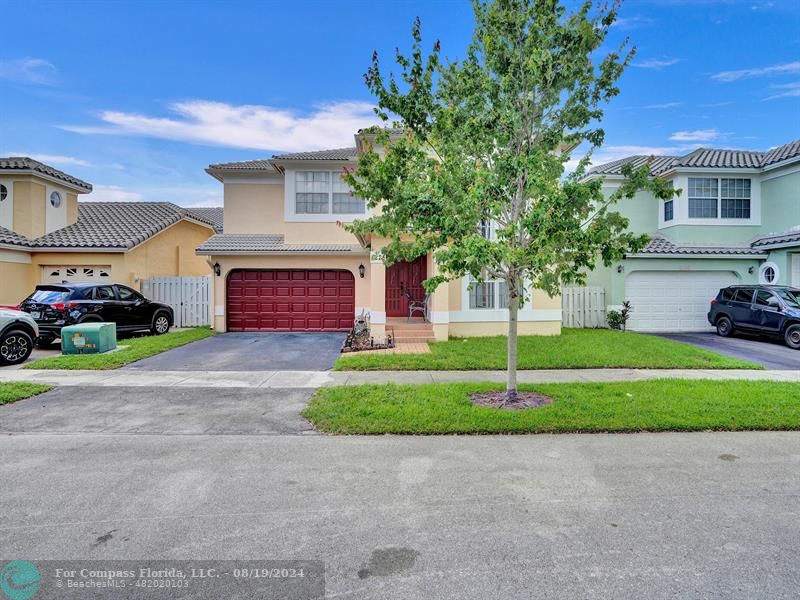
[227,269,355,332]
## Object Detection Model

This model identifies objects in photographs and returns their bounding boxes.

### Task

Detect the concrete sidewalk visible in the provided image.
[0,367,797,388]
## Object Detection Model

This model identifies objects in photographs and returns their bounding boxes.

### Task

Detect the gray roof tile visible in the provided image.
[271,147,357,161]
[207,159,276,171]
[761,140,800,167]
[196,233,363,254]
[31,202,215,250]
[186,206,223,233]
[751,230,800,248]
[0,157,92,192]
[0,226,31,248]
[588,138,800,177]
[635,235,766,256]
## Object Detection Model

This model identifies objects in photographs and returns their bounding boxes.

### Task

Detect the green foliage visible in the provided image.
[607,300,633,330]
[26,328,216,370]
[304,380,800,434]
[335,329,759,371]
[346,0,679,297]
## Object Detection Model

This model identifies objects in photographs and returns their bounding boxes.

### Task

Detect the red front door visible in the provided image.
[385,255,428,318]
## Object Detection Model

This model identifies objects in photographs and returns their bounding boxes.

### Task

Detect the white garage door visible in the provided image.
[625,271,738,332]
[42,265,112,284]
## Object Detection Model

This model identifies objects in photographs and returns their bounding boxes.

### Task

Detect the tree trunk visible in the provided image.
[506,292,519,403]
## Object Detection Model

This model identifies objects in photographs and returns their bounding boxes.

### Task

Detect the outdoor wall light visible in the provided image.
[213,262,221,276]
[748,266,755,274]
[358,264,366,278]
[616,265,624,274]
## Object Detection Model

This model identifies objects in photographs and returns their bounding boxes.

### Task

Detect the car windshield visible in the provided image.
[775,289,800,308]
[27,289,70,303]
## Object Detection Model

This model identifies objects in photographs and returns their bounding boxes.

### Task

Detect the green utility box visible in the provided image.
[61,322,117,355]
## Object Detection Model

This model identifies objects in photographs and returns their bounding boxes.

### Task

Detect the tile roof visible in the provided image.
[271,147,358,161]
[31,202,215,250]
[634,235,766,256]
[0,157,92,192]
[207,159,276,171]
[186,206,223,233]
[751,230,800,248]
[196,233,364,254]
[587,138,800,177]
[0,226,31,248]
[761,139,800,167]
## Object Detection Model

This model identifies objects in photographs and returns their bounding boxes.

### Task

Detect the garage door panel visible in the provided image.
[227,269,355,332]
[626,271,738,332]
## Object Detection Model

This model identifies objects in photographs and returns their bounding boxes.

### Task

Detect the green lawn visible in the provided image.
[304,380,800,434]
[25,327,216,370]
[335,328,760,370]
[0,382,52,406]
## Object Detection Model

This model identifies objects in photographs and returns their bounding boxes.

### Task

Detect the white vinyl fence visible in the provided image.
[561,286,606,328]
[142,276,212,328]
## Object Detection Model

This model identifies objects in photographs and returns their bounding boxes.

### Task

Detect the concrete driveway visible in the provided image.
[125,331,347,371]
[658,332,800,369]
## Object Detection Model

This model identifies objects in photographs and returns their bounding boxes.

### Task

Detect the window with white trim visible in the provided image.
[759,262,779,284]
[468,276,513,310]
[295,171,365,215]
[688,177,751,220]
[664,199,673,221]
[0,184,7,202]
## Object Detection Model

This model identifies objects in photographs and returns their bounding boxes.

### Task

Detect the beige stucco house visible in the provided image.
[0,157,221,306]
[198,130,562,340]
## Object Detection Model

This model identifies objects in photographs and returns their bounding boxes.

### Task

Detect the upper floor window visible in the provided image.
[664,199,674,222]
[688,177,751,220]
[295,171,365,215]
[49,191,62,208]
[0,184,7,202]
[479,219,496,240]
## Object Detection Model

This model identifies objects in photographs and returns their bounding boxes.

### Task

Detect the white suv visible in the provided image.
[0,308,39,366]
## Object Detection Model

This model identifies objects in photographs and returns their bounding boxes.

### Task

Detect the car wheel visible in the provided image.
[152,313,170,335]
[716,316,734,338]
[0,329,34,366]
[784,324,800,350]
[36,335,55,349]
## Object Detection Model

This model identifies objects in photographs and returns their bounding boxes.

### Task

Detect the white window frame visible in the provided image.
[658,173,761,228]
[759,262,780,285]
[284,168,367,222]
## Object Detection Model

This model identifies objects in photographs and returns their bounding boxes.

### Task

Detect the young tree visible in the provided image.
[345,0,677,403]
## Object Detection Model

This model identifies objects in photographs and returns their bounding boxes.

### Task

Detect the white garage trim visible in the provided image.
[42,265,113,284]
[625,270,739,332]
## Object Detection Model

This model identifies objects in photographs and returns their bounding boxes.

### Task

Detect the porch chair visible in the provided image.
[404,291,431,322]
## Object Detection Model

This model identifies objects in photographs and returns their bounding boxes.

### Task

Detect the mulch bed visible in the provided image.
[470,391,553,410]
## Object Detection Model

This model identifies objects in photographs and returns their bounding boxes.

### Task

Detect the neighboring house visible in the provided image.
[198,129,562,340]
[582,139,800,332]
[0,157,222,305]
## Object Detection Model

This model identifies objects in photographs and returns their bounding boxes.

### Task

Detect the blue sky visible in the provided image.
[1,0,798,206]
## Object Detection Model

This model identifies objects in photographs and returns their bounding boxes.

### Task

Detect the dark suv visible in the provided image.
[20,283,174,346]
[708,285,800,349]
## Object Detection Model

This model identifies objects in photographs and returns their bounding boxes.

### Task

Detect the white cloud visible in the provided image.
[669,129,721,142]
[87,184,222,207]
[633,58,681,69]
[711,61,800,82]
[612,16,654,30]
[643,102,683,109]
[764,81,800,100]
[3,152,91,167]
[61,100,383,152]
[0,58,57,85]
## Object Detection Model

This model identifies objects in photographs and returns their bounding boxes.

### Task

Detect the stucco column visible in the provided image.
[427,252,449,341]
[369,251,387,340]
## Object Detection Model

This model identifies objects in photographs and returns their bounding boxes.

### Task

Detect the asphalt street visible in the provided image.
[1,386,799,599]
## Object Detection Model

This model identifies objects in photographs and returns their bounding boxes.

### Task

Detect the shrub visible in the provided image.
[607,301,633,331]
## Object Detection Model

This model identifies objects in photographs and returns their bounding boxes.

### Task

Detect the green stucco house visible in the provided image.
[583,139,800,332]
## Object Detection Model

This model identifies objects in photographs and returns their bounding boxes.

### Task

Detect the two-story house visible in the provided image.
[582,139,800,332]
[0,157,221,306]
[197,129,562,340]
